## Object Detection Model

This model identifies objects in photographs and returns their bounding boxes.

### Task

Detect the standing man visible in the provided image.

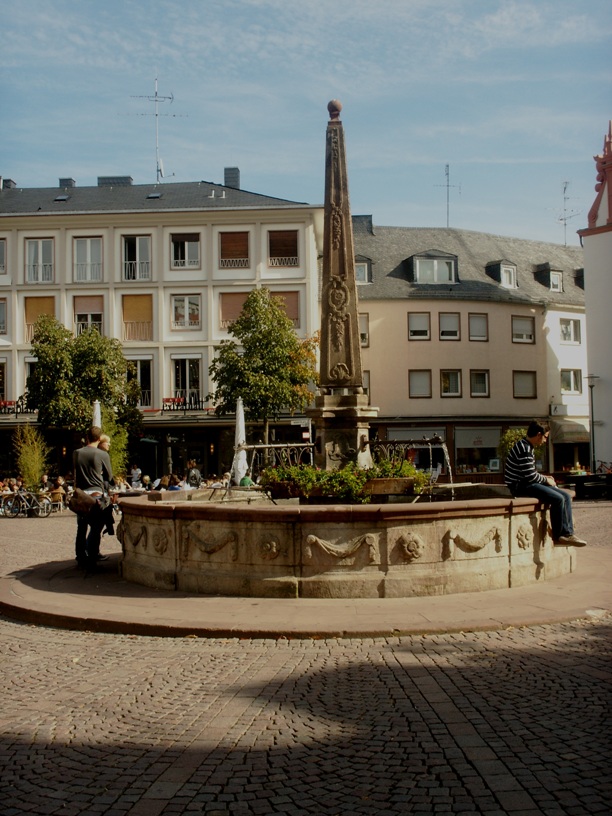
[504,420,586,547]
[73,426,114,570]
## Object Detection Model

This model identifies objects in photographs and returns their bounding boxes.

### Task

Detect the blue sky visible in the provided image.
[2,0,611,245]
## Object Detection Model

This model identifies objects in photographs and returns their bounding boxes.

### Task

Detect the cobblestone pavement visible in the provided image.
[1,505,611,815]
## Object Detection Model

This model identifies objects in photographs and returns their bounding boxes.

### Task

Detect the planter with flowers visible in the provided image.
[259,459,429,504]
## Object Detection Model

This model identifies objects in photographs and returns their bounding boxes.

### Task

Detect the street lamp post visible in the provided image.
[586,375,599,473]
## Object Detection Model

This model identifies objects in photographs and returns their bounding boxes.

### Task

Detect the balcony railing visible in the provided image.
[171,320,201,330]
[171,259,199,268]
[162,391,211,412]
[74,263,102,282]
[75,321,102,335]
[0,396,37,416]
[123,321,153,341]
[123,261,151,280]
[220,257,249,269]
[138,389,152,408]
[268,256,299,267]
[26,264,53,283]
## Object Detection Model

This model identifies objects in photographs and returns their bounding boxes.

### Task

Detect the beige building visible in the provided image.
[0,171,323,476]
[353,218,587,477]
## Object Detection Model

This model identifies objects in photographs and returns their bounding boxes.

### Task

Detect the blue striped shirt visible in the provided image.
[504,438,547,490]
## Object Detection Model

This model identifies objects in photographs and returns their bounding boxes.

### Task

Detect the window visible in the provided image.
[74,296,103,335]
[0,300,6,334]
[26,238,53,283]
[441,370,461,397]
[272,291,300,327]
[470,370,490,397]
[220,231,249,268]
[171,234,200,269]
[501,265,517,289]
[355,261,371,284]
[74,237,102,281]
[561,369,582,394]
[0,361,5,401]
[219,290,300,331]
[359,313,369,347]
[363,370,370,402]
[174,358,201,404]
[469,313,488,341]
[513,370,537,399]
[0,239,5,274]
[409,370,432,398]
[220,292,248,329]
[512,315,535,343]
[172,295,201,329]
[415,257,455,283]
[550,271,563,292]
[123,236,151,280]
[25,296,55,342]
[439,313,460,340]
[122,294,153,341]
[268,230,298,267]
[408,312,430,340]
[127,359,152,407]
[560,318,581,344]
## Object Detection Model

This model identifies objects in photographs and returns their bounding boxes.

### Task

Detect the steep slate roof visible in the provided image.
[352,216,585,308]
[0,179,312,216]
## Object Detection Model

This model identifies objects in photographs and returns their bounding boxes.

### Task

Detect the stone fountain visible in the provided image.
[117,102,576,598]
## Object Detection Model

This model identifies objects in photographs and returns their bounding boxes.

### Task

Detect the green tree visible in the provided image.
[26,315,142,437]
[208,288,319,444]
[13,425,50,491]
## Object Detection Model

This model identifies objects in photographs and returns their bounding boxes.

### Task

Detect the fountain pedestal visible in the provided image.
[308,393,378,470]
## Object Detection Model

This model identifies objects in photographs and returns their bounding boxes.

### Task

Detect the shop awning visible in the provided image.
[549,418,590,444]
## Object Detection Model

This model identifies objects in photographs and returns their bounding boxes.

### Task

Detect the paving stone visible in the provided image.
[1,508,611,815]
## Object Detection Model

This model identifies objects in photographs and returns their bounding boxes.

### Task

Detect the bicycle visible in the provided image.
[2,491,52,518]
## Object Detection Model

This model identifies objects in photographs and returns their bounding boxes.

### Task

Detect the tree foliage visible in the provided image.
[208,289,319,439]
[26,315,142,435]
[13,424,50,490]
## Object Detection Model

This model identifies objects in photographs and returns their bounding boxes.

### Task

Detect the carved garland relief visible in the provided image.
[304,533,379,564]
[119,520,168,555]
[443,526,502,560]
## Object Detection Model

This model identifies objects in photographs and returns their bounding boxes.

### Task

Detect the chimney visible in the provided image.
[97,176,133,187]
[59,178,76,188]
[224,167,240,189]
[2,178,17,189]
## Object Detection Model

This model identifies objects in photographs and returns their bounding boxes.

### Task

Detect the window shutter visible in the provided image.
[25,297,55,322]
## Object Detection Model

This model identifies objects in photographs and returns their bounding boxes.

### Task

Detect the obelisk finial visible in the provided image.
[328,99,342,121]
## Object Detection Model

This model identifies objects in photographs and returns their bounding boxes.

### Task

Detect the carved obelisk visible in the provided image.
[307,100,378,469]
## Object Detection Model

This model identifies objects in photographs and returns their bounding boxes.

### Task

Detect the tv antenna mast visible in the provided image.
[557,181,581,246]
[435,164,461,227]
[131,77,186,183]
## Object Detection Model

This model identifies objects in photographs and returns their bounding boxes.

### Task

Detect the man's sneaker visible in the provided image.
[555,534,587,547]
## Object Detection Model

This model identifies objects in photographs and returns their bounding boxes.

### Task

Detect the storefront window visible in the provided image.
[454,428,501,474]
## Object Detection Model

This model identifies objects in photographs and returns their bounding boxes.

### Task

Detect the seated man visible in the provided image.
[504,420,586,547]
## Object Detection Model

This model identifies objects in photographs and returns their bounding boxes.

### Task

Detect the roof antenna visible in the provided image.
[435,164,461,227]
[557,181,581,246]
[131,76,186,183]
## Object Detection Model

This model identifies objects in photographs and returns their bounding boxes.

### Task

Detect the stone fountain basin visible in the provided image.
[117,495,576,599]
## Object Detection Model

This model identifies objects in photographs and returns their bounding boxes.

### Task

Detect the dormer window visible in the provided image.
[414,256,456,284]
[486,259,517,288]
[500,264,517,289]
[355,261,372,284]
[550,271,563,292]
